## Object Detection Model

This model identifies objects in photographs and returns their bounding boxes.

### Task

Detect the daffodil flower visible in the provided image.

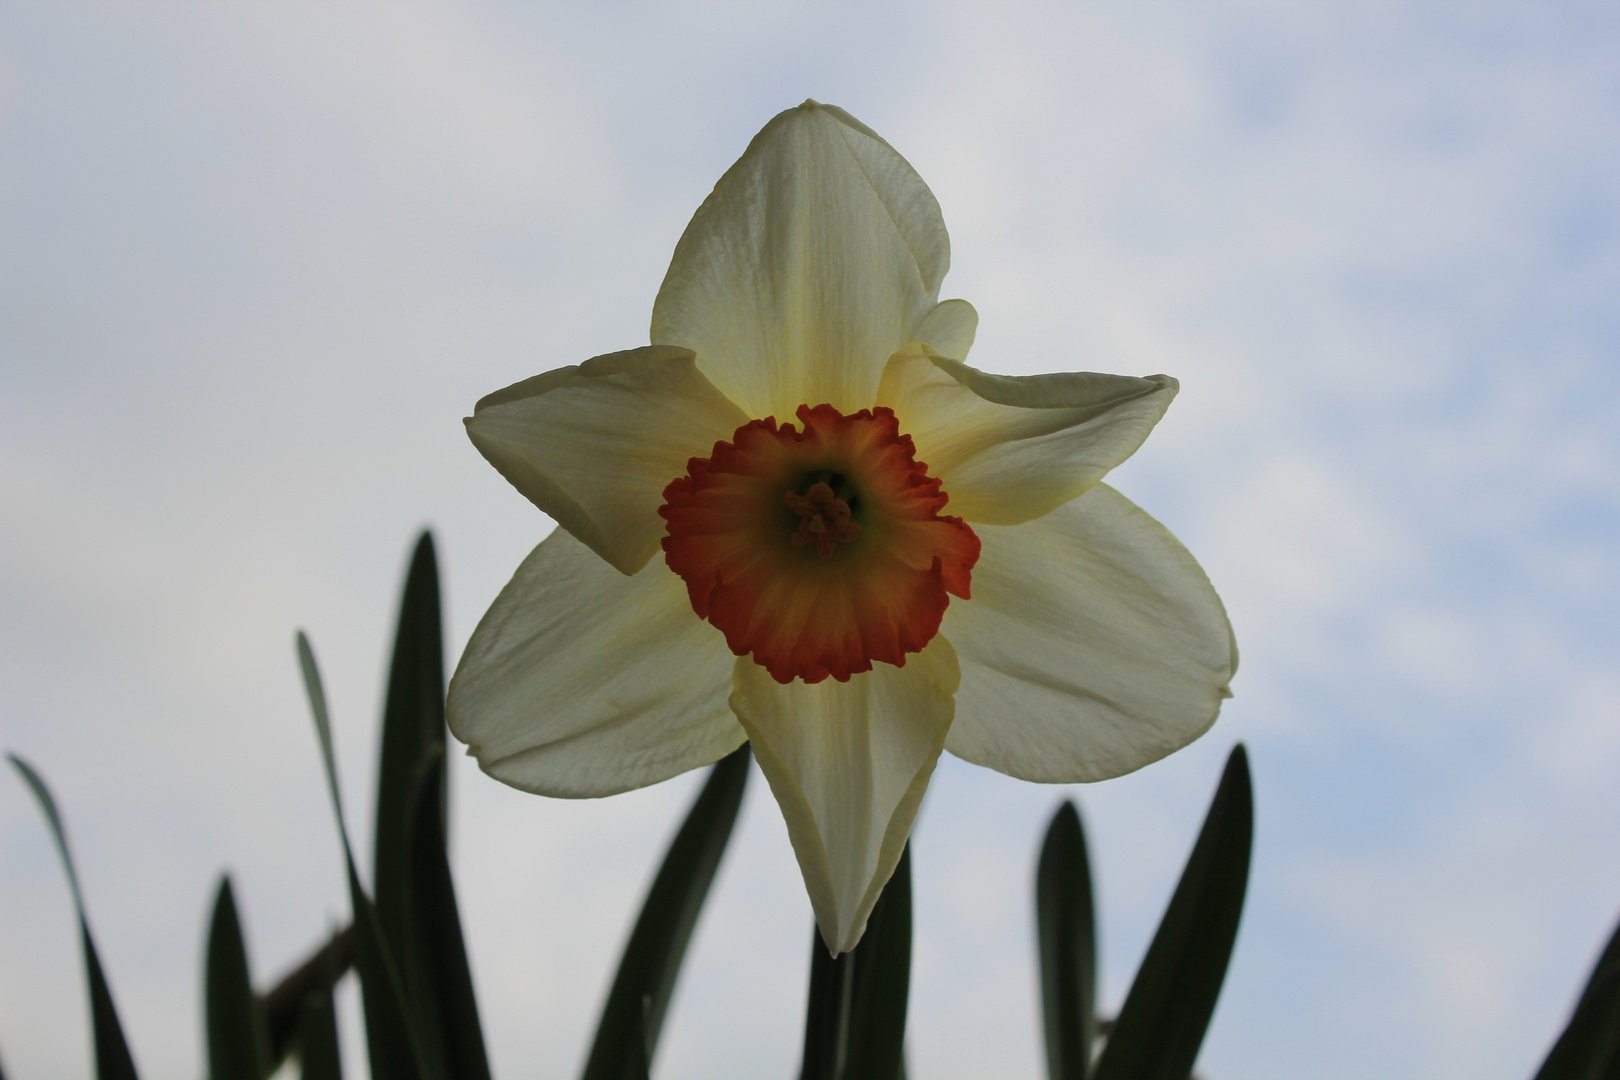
[448,102,1236,954]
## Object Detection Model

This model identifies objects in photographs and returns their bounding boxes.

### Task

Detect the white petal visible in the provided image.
[466,346,748,575]
[447,528,743,797]
[729,638,959,954]
[651,101,951,422]
[913,298,978,361]
[942,485,1235,782]
[877,347,1178,525]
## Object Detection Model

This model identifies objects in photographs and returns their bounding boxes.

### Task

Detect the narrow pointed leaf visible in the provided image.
[206,876,270,1080]
[264,926,355,1069]
[375,532,447,976]
[1037,801,1097,1080]
[843,844,912,1080]
[296,633,429,1080]
[400,748,491,1080]
[8,754,140,1080]
[801,845,913,1080]
[365,535,491,1080]
[1534,909,1620,1080]
[582,744,751,1080]
[1091,745,1253,1080]
[298,987,344,1080]
[801,942,855,1080]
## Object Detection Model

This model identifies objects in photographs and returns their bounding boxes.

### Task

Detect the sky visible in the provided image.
[2,2,1619,1078]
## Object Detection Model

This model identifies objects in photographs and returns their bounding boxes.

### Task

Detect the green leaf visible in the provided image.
[801,938,855,1080]
[264,926,355,1070]
[365,533,491,1080]
[1036,801,1097,1080]
[205,875,270,1080]
[296,632,429,1080]
[1534,909,1620,1080]
[842,843,913,1080]
[1091,744,1253,1080]
[400,747,491,1080]
[799,844,913,1080]
[581,744,752,1080]
[7,753,140,1080]
[298,986,344,1080]
[375,533,447,973]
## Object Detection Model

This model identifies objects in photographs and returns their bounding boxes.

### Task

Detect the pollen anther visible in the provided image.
[785,482,860,557]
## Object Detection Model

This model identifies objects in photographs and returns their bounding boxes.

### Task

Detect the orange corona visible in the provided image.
[660,403,980,684]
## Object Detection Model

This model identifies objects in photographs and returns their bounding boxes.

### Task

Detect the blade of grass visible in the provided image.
[205,876,270,1080]
[1533,909,1620,1080]
[8,754,140,1080]
[1036,801,1097,1080]
[1091,744,1253,1080]
[296,632,429,1080]
[581,743,751,1080]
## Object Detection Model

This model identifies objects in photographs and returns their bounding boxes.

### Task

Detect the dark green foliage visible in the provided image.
[81,925,141,1080]
[800,845,913,1080]
[582,743,752,1080]
[842,843,913,1080]
[264,926,355,1069]
[297,987,344,1080]
[399,749,491,1080]
[375,533,448,975]
[297,631,430,1080]
[8,754,140,1080]
[1091,745,1253,1080]
[205,876,269,1080]
[367,532,491,1080]
[801,939,854,1080]
[1036,801,1097,1080]
[1535,910,1620,1080]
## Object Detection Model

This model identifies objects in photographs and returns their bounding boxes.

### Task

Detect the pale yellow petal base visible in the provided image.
[729,637,960,954]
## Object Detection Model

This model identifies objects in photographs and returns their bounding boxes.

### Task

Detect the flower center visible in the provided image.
[785,480,860,557]
[660,403,980,684]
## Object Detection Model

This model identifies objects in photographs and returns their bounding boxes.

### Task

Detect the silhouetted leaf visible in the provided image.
[205,875,269,1080]
[375,533,447,972]
[801,939,855,1080]
[296,632,428,1080]
[8,754,140,1080]
[1037,801,1097,1080]
[1534,909,1620,1080]
[581,744,751,1080]
[359,534,490,1080]
[843,844,913,1080]
[1092,745,1253,1080]
[800,844,913,1080]
[263,926,355,1069]
[298,985,343,1080]
[400,748,491,1080]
